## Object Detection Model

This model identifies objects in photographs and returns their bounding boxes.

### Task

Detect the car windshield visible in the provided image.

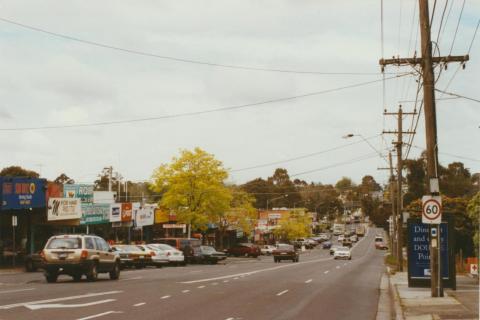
[151,243,176,251]
[277,244,294,250]
[117,245,142,252]
[47,238,81,249]
[337,247,350,252]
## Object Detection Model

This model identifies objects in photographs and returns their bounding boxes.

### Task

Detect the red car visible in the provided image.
[226,243,260,257]
[375,242,388,250]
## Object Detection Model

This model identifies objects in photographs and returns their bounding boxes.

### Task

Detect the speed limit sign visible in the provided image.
[422,196,442,224]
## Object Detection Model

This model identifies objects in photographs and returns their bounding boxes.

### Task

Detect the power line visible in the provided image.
[0,17,398,76]
[448,0,466,55]
[467,19,480,55]
[412,145,480,162]
[231,134,381,172]
[290,153,379,177]
[0,74,411,132]
[435,89,480,103]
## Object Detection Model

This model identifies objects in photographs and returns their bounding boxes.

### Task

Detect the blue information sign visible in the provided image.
[408,222,448,279]
[0,178,46,210]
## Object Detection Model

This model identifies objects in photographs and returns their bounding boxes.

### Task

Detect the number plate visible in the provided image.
[58,253,67,259]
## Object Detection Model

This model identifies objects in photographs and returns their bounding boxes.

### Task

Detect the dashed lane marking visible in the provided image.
[223,280,229,283]
[0,288,36,294]
[197,285,205,289]
[276,290,289,296]
[26,299,116,310]
[324,271,329,274]
[336,266,341,269]
[305,279,313,284]
[212,282,218,286]
[182,290,190,293]
[133,302,146,307]
[77,311,123,320]
[120,276,143,281]
[161,295,171,299]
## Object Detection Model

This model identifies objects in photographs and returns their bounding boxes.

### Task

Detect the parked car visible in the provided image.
[330,245,341,255]
[334,247,352,260]
[25,252,43,272]
[375,242,389,250]
[260,245,277,255]
[273,244,299,263]
[318,233,330,241]
[349,235,358,243]
[226,243,260,257]
[337,235,345,242]
[41,234,121,283]
[322,241,332,249]
[154,238,201,263]
[112,245,152,269]
[342,239,352,248]
[148,243,185,265]
[305,238,318,248]
[137,245,169,268]
[375,234,384,242]
[194,246,226,264]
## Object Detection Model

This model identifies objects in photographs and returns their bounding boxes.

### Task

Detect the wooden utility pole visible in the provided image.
[384,106,416,272]
[378,152,397,259]
[380,0,469,298]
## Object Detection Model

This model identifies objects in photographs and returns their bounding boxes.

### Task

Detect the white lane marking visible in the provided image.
[225,318,235,320]
[212,282,218,286]
[223,280,229,283]
[276,290,289,296]
[133,302,146,307]
[197,285,205,289]
[343,263,347,266]
[0,288,36,294]
[77,311,122,320]
[161,295,171,299]
[182,290,190,293]
[305,279,313,284]
[336,266,341,269]
[181,256,332,284]
[26,299,116,310]
[0,290,123,310]
[324,270,329,274]
[120,276,142,281]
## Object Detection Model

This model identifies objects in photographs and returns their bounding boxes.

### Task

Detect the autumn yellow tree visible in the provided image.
[150,148,231,237]
[273,209,312,242]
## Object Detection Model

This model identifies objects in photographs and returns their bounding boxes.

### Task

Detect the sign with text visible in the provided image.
[408,222,448,280]
[80,203,110,225]
[64,184,94,203]
[121,203,132,222]
[48,198,81,221]
[110,203,121,222]
[422,195,442,224]
[1,178,46,210]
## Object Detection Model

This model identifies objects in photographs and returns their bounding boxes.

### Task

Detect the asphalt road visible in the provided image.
[0,227,386,320]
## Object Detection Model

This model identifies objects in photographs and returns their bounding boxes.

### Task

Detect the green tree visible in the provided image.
[150,148,232,236]
[335,177,355,193]
[467,192,480,256]
[273,209,311,241]
[241,178,272,209]
[0,166,39,178]
[440,162,473,198]
[54,173,75,184]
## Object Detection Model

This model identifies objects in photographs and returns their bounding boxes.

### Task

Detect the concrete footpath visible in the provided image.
[388,272,479,320]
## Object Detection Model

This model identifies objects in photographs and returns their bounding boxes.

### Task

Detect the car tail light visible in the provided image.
[150,251,156,257]
[80,250,88,260]
[40,250,46,260]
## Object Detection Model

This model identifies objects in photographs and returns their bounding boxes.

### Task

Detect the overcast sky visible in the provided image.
[0,0,478,187]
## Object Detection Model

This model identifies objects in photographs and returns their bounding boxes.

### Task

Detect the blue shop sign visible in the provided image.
[1,177,46,210]
[408,222,448,279]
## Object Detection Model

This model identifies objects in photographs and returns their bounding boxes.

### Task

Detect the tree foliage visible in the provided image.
[467,192,480,255]
[54,173,75,184]
[0,166,40,178]
[273,209,311,241]
[150,148,231,232]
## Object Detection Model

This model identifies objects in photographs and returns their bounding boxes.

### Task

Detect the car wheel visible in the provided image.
[45,271,58,283]
[109,262,121,280]
[86,262,98,282]
[349,257,352,260]
[72,273,82,282]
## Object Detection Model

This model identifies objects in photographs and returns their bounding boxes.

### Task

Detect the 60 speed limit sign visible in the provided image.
[422,196,442,224]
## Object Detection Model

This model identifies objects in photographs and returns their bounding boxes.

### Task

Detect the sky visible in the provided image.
[0,0,478,187]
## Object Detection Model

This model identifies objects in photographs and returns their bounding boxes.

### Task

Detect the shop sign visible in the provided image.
[121,203,132,222]
[64,184,94,203]
[110,203,121,222]
[135,206,154,227]
[1,178,46,210]
[47,198,81,221]
[80,203,110,225]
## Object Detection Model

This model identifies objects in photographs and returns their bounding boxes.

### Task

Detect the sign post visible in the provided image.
[422,195,443,297]
[12,215,17,268]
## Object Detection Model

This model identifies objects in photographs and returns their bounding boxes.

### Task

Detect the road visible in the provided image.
[0,228,386,320]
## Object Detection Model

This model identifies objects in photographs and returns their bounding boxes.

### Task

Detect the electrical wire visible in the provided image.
[412,145,480,162]
[467,19,480,55]
[435,89,480,103]
[231,134,381,172]
[0,73,411,132]
[0,17,397,76]
[448,0,466,55]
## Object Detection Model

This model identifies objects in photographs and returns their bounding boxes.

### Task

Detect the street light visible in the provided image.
[342,133,387,162]
[266,194,288,211]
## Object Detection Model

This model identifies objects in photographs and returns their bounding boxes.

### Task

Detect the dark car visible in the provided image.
[322,241,332,249]
[226,243,260,257]
[25,252,43,272]
[154,238,201,263]
[112,245,152,269]
[273,244,299,263]
[194,246,227,264]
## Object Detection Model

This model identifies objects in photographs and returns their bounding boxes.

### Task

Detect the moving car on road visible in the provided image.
[194,246,227,264]
[273,244,299,263]
[322,241,332,249]
[41,234,121,283]
[350,235,358,243]
[330,245,341,255]
[333,247,352,260]
[112,245,152,269]
[337,235,345,242]
[375,242,389,250]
